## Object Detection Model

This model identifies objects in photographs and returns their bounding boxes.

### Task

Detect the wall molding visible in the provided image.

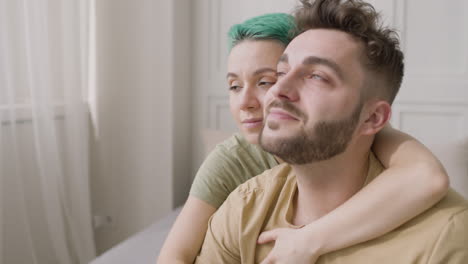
[392,102,468,140]
[207,95,232,130]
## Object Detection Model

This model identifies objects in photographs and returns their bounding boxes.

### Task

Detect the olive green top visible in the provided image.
[189,133,279,208]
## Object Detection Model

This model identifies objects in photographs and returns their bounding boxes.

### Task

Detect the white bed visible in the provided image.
[89,207,181,264]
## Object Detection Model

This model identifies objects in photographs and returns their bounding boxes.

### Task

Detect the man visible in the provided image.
[195,0,468,263]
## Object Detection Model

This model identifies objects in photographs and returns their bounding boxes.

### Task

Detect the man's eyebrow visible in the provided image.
[303,56,345,80]
[278,54,288,63]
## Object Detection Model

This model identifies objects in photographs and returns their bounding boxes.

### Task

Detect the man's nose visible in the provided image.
[269,73,299,102]
[239,86,260,110]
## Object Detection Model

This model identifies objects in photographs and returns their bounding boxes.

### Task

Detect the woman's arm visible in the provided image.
[158,133,271,263]
[258,126,449,263]
[157,196,216,264]
[313,125,449,252]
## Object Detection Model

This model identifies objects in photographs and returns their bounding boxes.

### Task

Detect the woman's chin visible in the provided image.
[241,129,261,145]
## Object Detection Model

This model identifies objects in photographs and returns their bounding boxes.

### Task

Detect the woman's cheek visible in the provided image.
[258,88,270,109]
[229,94,242,127]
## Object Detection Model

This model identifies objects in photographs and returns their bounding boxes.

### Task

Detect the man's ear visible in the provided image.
[360,100,391,136]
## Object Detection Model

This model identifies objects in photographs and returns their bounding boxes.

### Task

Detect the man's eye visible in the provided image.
[309,73,328,82]
[312,74,323,80]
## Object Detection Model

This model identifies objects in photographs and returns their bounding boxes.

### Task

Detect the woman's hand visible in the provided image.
[258,227,321,264]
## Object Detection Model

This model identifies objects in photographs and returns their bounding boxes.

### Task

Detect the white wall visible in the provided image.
[92,0,192,253]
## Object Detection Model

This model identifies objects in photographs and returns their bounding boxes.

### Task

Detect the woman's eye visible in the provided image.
[229,85,241,91]
[258,81,276,88]
[276,72,286,78]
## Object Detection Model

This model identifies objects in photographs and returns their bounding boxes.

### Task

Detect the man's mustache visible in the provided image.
[265,99,307,121]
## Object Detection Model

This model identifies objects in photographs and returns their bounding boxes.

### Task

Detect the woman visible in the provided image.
[157,13,448,263]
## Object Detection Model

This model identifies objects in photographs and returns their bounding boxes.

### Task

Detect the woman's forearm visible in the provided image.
[157,258,188,264]
[303,126,449,256]
[372,125,448,171]
[304,163,448,255]
[157,196,217,264]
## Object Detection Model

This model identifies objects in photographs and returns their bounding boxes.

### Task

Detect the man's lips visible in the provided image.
[267,108,299,120]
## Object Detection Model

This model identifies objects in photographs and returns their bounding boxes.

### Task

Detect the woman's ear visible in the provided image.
[360,100,392,136]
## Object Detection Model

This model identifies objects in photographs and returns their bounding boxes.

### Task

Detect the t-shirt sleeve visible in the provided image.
[189,143,249,208]
[194,192,241,263]
[427,208,468,263]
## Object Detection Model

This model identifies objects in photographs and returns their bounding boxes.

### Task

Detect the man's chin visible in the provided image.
[259,130,294,152]
[261,126,294,141]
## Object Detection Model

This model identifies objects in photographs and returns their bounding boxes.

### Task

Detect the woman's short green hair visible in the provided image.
[228,13,298,50]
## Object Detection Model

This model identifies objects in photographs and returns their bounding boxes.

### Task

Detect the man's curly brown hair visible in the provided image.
[294,0,404,104]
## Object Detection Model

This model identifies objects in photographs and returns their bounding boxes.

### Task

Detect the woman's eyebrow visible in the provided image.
[278,54,288,63]
[253,68,277,76]
[226,68,276,79]
[226,72,238,79]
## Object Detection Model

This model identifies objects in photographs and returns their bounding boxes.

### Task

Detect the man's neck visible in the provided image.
[291,147,371,226]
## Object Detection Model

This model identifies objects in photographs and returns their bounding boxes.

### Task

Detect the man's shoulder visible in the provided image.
[398,189,468,235]
[387,188,468,252]
[232,163,293,198]
[219,163,294,210]
[427,188,468,221]
[411,189,468,262]
[321,189,468,263]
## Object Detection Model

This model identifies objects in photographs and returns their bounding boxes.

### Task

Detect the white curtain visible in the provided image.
[0,0,96,263]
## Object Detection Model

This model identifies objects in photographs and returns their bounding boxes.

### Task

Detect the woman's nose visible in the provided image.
[239,86,261,110]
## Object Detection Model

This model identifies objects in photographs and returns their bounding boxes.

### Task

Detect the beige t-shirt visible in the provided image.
[195,153,468,264]
[190,133,278,208]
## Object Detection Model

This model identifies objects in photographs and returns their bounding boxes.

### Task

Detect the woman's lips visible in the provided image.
[242,118,263,128]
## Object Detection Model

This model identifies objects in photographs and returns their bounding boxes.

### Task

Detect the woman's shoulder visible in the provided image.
[216,133,274,161]
[190,132,278,208]
[216,132,252,151]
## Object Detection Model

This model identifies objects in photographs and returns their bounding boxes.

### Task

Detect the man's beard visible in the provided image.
[259,100,363,165]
